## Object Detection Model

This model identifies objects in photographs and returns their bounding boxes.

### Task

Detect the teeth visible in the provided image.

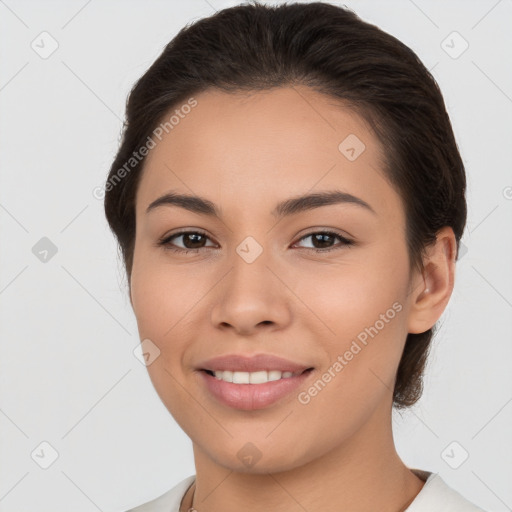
[212,370,299,384]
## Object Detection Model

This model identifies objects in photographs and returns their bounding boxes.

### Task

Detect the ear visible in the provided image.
[407,226,457,334]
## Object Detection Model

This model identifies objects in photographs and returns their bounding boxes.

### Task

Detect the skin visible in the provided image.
[129,85,456,512]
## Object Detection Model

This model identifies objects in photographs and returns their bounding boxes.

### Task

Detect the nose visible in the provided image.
[210,248,292,336]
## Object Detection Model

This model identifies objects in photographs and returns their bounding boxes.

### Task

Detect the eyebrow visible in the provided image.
[145,190,377,218]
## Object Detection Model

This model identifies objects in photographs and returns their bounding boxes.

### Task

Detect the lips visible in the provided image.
[197,353,314,373]
[194,353,315,410]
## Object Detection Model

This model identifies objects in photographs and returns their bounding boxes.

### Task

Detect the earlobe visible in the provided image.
[407,226,457,334]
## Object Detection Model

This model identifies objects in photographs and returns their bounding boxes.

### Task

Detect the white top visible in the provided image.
[125,469,486,512]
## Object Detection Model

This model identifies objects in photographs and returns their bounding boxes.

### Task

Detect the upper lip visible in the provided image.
[197,354,314,373]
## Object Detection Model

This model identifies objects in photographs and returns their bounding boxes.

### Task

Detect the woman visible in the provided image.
[104,2,485,511]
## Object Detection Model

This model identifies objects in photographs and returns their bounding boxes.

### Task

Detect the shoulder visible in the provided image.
[407,470,486,512]
[124,475,196,512]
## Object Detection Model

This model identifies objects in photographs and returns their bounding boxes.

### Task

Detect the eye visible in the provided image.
[293,230,354,252]
[157,230,217,253]
[157,229,354,255]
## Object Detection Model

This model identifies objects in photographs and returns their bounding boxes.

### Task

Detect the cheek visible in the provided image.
[130,245,196,338]
[295,242,410,394]
[293,244,409,339]
[130,254,196,418]
[295,281,407,448]
[130,248,210,381]
[130,266,169,339]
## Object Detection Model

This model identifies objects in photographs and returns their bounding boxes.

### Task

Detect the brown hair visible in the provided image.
[104,1,467,408]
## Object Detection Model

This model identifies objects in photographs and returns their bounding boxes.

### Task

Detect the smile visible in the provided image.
[199,368,315,410]
[206,369,306,384]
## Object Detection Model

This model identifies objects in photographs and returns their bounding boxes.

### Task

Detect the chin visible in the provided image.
[199,435,314,475]
[220,452,304,475]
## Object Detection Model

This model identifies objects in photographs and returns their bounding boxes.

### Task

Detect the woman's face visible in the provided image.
[130,86,425,473]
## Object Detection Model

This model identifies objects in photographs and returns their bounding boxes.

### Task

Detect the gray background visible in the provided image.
[0,0,511,511]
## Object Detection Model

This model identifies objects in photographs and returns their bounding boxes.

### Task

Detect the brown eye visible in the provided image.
[178,232,207,249]
[158,230,216,252]
[311,232,336,249]
[294,231,354,252]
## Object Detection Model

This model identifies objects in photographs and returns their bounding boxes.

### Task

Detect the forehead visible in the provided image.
[135,86,401,223]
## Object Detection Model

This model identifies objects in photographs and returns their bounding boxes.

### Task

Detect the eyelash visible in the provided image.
[156,229,354,254]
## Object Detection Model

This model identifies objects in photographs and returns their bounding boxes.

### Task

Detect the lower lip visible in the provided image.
[198,369,314,410]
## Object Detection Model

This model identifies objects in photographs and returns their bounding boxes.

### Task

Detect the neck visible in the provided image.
[182,402,425,512]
